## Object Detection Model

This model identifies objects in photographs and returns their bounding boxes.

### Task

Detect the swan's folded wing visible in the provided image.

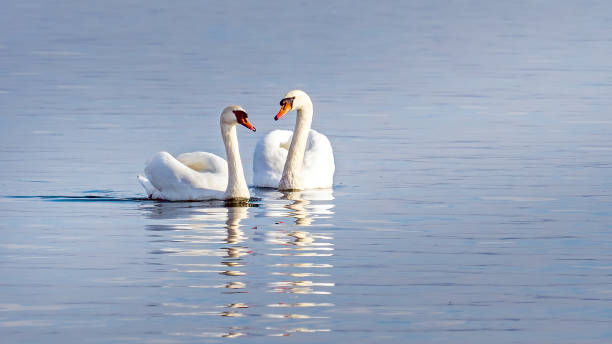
[302,129,335,189]
[253,130,293,188]
[144,151,227,201]
[176,152,228,174]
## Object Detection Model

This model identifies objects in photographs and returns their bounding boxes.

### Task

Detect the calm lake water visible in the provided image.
[1,1,611,343]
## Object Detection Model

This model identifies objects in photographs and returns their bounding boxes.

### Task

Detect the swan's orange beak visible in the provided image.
[241,118,256,131]
[234,110,256,132]
[275,101,292,121]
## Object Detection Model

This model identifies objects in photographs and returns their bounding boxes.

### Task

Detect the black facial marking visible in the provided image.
[233,110,248,118]
[279,97,295,107]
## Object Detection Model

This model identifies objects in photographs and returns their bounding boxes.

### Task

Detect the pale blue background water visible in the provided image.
[1,1,611,343]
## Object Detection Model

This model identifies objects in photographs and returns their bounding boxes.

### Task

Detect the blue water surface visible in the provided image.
[1,1,611,343]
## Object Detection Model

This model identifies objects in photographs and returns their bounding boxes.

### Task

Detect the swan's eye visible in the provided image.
[280,97,295,107]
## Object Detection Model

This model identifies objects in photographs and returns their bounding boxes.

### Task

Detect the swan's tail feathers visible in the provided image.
[137,175,158,199]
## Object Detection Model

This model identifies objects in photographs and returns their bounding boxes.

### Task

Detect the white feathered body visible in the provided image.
[137,105,253,201]
[253,129,334,189]
[138,151,228,201]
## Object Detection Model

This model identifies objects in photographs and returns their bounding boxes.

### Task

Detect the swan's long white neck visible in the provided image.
[221,123,249,199]
[279,102,313,191]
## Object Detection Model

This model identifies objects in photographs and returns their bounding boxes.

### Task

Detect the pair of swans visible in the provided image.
[138,90,335,201]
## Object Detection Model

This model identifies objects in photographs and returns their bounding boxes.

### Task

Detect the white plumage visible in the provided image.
[138,105,255,201]
[253,129,334,189]
[138,151,227,201]
[253,90,334,190]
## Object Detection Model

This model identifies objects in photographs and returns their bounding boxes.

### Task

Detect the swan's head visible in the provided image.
[221,105,256,131]
[275,90,312,121]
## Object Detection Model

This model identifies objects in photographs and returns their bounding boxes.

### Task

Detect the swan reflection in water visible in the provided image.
[139,189,335,338]
[255,188,336,335]
[258,188,335,226]
[141,202,253,338]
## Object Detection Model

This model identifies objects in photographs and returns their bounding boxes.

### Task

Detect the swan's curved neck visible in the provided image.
[279,103,313,191]
[221,123,249,199]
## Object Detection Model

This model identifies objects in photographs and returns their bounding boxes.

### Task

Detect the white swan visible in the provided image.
[138,105,256,201]
[253,90,334,190]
